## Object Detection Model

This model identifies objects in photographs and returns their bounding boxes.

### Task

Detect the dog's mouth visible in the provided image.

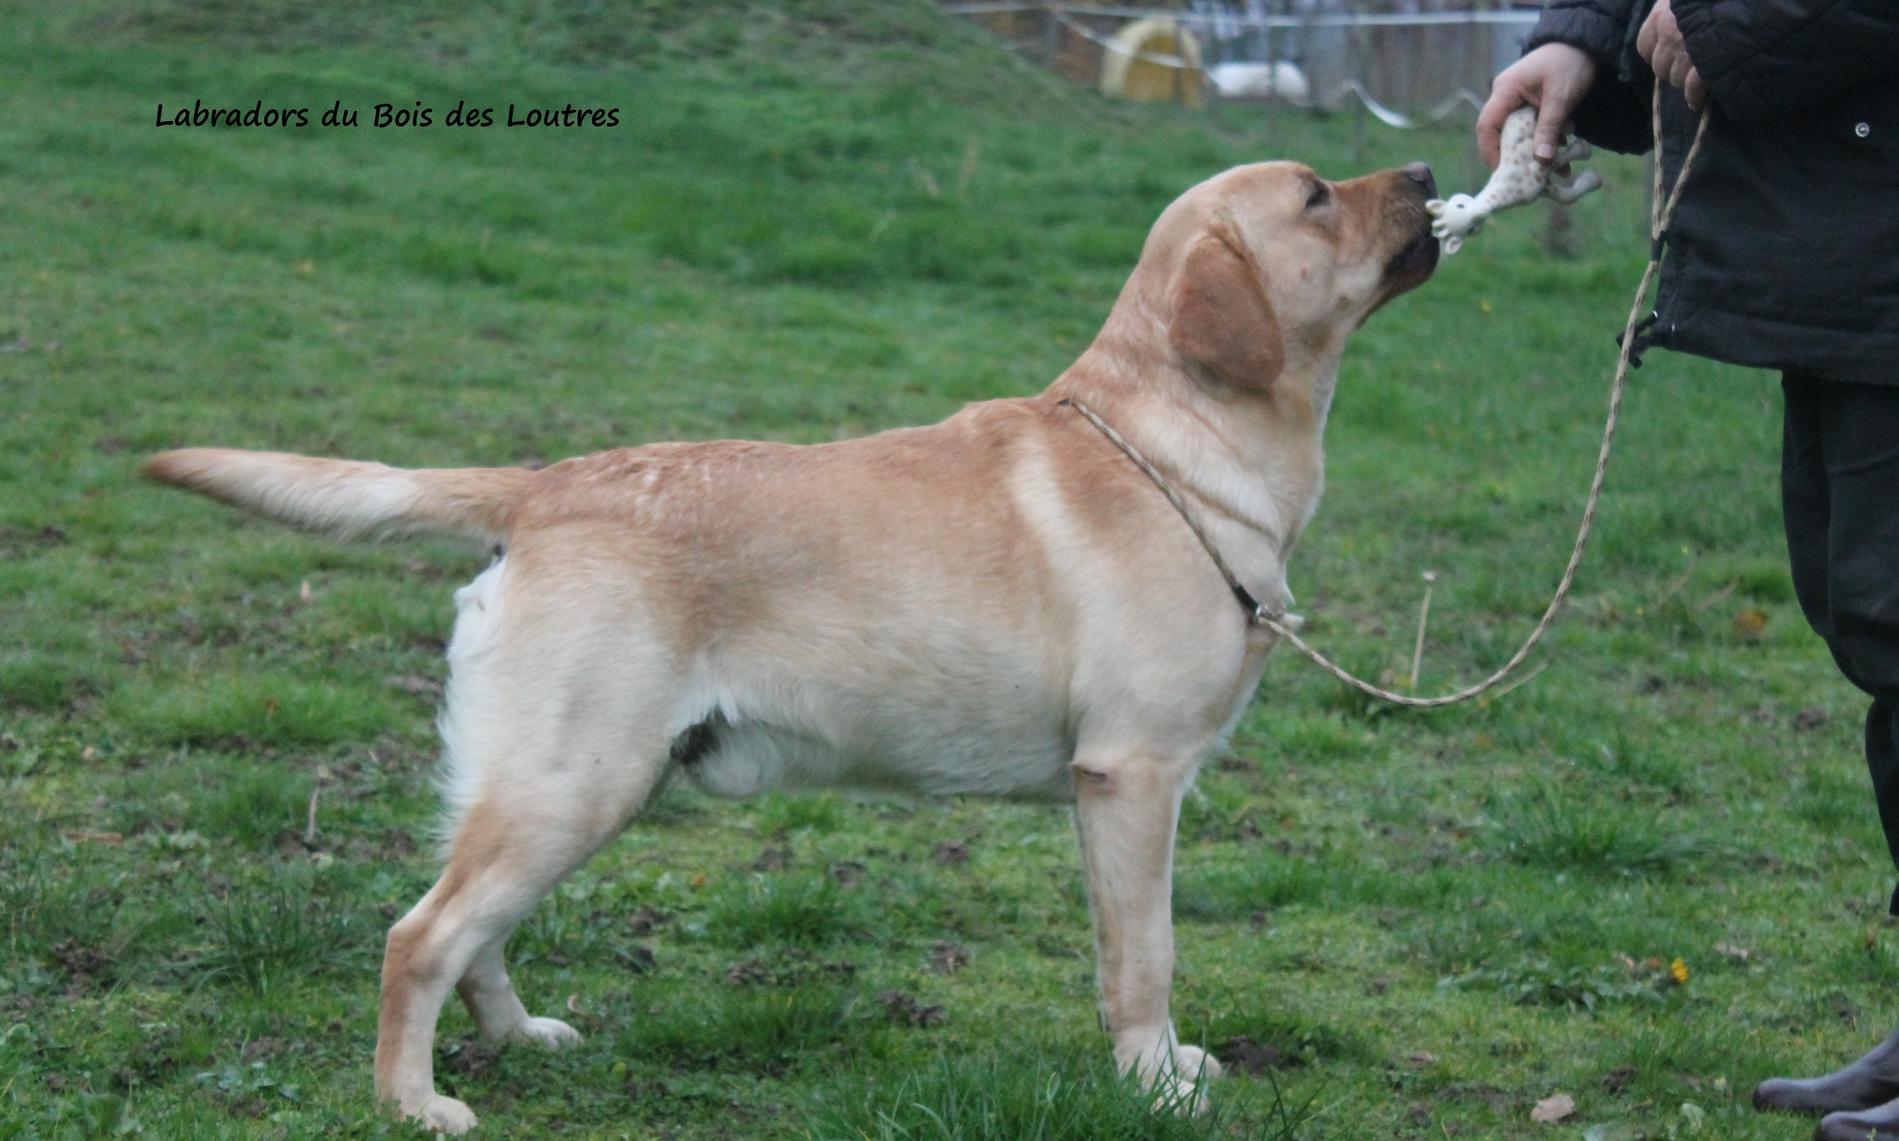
[1363,223,1437,317]
[1384,225,1439,285]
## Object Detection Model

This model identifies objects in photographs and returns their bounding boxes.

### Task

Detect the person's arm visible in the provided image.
[1670,0,1899,124]
[1525,0,1642,65]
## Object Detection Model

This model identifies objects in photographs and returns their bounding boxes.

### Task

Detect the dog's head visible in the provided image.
[1130,161,1439,393]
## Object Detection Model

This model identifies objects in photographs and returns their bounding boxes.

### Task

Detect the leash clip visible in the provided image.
[1619,309,1660,369]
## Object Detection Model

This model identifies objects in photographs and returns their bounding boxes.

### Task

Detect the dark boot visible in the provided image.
[1755,1030,1899,1116]
[1818,1095,1899,1140]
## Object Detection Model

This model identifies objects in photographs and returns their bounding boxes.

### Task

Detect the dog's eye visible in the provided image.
[1304,182,1331,210]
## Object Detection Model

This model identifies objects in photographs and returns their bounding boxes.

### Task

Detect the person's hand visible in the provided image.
[1636,0,1706,109]
[1477,44,1598,170]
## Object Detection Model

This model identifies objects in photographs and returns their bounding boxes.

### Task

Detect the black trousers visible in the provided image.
[1782,374,1899,909]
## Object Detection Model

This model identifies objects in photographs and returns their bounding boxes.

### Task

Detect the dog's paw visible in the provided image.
[1157,1045,1223,1115]
[1121,1038,1224,1116]
[1171,1044,1224,1082]
[508,1016,582,1050]
[405,1093,478,1135]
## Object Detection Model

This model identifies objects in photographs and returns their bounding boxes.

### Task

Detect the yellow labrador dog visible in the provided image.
[144,158,1438,1132]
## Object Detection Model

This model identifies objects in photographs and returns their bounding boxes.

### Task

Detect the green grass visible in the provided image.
[188,870,364,995]
[802,1049,1315,1139]
[0,1,1885,1137]
[705,875,870,949]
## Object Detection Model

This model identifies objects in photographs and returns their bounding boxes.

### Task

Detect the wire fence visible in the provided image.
[944,1,1549,128]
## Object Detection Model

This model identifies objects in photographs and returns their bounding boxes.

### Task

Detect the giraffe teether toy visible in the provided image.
[1427,105,1602,254]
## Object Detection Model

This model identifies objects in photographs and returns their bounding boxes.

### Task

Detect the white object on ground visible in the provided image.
[1206,61,1310,103]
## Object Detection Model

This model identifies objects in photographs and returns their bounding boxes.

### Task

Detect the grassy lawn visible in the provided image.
[1,3,1887,1137]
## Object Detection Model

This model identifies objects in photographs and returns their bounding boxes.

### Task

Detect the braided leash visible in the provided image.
[1070,93,1710,709]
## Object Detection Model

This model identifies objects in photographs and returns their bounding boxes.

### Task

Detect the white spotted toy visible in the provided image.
[1426,105,1602,254]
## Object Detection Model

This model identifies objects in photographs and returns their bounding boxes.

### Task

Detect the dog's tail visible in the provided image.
[140,448,533,545]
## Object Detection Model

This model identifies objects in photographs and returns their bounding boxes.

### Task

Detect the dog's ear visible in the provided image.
[1167,233,1284,390]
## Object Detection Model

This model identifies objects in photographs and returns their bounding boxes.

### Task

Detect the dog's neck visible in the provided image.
[1048,331,1338,601]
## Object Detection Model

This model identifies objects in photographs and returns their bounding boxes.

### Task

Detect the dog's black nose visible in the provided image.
[1402,162,1435,195]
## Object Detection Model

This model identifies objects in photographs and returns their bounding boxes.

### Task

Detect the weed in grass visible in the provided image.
[1437,956,1680,1011]
[1413,908,1525,974]
[715,985,868,1071]
[190,873,357,994]
[704,874,866,949]
[1582,734,1697,801]
[1486,782,1701,876]
[193,1059,302,1108]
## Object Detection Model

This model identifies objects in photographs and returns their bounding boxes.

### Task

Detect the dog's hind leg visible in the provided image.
[1071,747,1222,1112]
[374,721,672,1134]
[454,934,578,1050]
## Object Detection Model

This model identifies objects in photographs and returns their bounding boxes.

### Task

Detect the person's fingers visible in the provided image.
[1684,67,1707,110]
[1650,40,1678,84]
[1531,93,1570,165]
[1476,79,1526,169]
[1668,52,1694,91]
[1475,113,1503,169]
[1652,39,1696,92]
[1635,8,1660,63]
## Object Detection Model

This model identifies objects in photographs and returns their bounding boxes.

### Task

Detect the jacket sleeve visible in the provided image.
[1524,0,1653,154]
[1671,0,1899,125]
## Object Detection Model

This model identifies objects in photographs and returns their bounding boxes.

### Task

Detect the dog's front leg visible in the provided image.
[1072,753,1222,1111]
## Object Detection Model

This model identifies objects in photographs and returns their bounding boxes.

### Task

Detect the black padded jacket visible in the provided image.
[1527,0,1899,385]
